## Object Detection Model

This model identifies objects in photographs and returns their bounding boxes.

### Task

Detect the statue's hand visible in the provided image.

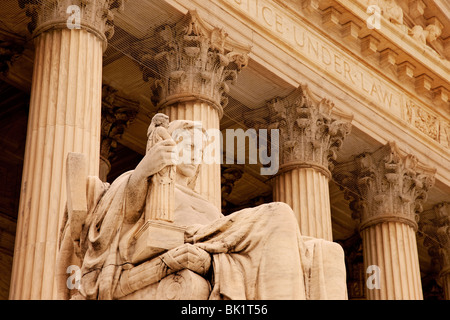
[124,138,177,224]
[161,244,211,276]
[138,139,176,178]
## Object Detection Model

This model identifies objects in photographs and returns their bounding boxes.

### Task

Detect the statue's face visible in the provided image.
[177,162,198,178]
[174,128,204,178]
[426,25,441,42]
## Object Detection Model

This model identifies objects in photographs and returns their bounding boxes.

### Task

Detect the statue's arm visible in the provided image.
[124,138,176,224]
[113,256,169,299]
[113,244,211,299]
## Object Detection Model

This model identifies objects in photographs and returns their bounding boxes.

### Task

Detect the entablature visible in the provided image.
[275,0,450,113]
[160,0,450,189]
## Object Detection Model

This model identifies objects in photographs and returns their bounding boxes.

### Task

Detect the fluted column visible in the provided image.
[268,85,352,240]
[142,10,249,209]
[420,202,450,300]
[361,221,423,299]
[10,0,123,299]
[274,167,332,240]
[342,142,435,299]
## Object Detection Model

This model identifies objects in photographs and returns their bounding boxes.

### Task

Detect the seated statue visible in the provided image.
[56,115,347,300]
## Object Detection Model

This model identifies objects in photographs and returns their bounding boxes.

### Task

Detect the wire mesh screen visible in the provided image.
[0,0,449,300]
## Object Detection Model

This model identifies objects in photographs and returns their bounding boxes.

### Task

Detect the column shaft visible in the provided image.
[9,29,103,299]
[274,168,332,241]
[340,142,436,300]
[162,101,221,209]
[362,222,423,299]
[267,85,352,240]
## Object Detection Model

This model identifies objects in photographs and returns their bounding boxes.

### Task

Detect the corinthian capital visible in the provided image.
[18,0,125,41]
[267,84,352,177]
[420,203,450,278]
[101,84,139,164]
[136,10,249,117]
[341,142,436,231]
[0,39,24,75]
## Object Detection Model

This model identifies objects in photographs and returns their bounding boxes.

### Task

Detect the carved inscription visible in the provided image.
[221,0,449,148]
[224,0,398,110]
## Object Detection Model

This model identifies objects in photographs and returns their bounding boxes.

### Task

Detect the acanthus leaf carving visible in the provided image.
[0,39,24,75]
[18,0,125,41]
[339,142,435,231]
[267,84,352,174]
[139,10,249,117]
[420,203,450,279]
[221,166,244,208]
[101,84,140,166]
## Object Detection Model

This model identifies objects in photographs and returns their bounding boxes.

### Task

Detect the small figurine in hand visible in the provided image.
[145,113,176,221]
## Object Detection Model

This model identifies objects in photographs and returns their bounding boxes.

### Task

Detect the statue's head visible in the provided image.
[425,24,441,43]
[167,119,208,188]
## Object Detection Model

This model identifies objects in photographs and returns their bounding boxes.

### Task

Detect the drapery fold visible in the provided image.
[57,171,347,300]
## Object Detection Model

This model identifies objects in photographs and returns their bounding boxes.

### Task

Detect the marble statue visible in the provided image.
[57,115,347,300]
[409,24,442,45]
[145,113,176,222]
[365,0,403,25]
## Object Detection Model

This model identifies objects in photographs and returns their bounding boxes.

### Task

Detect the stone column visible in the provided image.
[339,235,365,299]
[137,10,249,209]
[268,85,352,241]
[10,0,123,299]
[341,142,435,300]
[100,84,139,182]
[0,38,24,75]
[420,202,450,300]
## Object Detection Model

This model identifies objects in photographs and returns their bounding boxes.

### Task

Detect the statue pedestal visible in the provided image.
[131,220,186,264]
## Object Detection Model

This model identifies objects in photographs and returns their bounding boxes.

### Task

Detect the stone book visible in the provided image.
[130,220,186,265]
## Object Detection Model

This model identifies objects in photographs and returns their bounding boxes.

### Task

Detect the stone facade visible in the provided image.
[0,0,449,300]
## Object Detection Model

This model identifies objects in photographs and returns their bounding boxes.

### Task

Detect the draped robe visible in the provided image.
[57,171,347,300]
